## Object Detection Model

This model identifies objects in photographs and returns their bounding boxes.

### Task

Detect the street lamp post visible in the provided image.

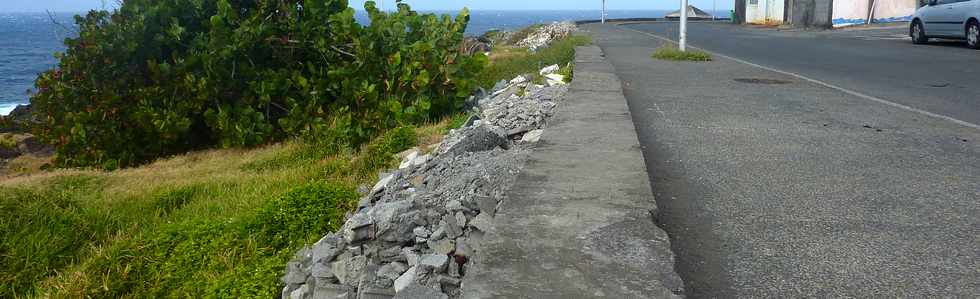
[602,0,607,24]
[679,0,688,51]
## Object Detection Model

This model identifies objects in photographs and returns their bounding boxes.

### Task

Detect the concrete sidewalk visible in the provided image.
[460,46,684,298]
[581,23,980,298]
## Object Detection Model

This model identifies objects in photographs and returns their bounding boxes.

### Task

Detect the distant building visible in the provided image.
[740,0,917,28]
[665,5,716,20]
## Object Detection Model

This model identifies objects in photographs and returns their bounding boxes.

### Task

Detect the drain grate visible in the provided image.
[733,78,792,85]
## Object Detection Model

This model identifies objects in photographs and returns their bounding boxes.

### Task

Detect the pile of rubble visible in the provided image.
[515,21,577,51]
[280,65,570,299]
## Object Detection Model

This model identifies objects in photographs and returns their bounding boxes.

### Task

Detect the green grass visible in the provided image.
[0,134,16,151]
[477,34,592,89]
[651,46,713,62]
[0,119,454,298]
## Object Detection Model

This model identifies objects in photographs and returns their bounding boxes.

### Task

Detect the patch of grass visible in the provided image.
[0,134,15,150]
[651,46,712,61]
[0,116,467,297]
[477,34,592,88]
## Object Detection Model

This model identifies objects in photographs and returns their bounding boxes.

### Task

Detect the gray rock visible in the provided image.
[312,262,336,279]
[520,129,544,143]
[418,254,448,273]
[539,64,560,75]
[358,287,396,299]
[441,215,463,239]
[342,212,374,244]
[377,262,409,281]
[438,124,510,157]
[284,261,309,284]
[454,211,467,228]
[402,248,420,266]
[313,234,343,263]
[332,253,367,286]
[393,282,448,299]
[368,201,418,243]
[469,213,493,233]
[393,266,418,292]
[311,283,353,299]
[428,238,455,255]
[475,196,497,217]
[491,80,508,93]
[290,284,311,299]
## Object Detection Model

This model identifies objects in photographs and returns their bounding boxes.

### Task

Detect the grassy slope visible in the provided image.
[0,27,590,299]
[0,117,463,298]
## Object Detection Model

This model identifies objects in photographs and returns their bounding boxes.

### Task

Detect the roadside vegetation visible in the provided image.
[0,0,589,296]
[477,31,591,88]
[651,45,713,61]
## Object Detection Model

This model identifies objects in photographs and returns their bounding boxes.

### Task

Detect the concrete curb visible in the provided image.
[460,45,685,298]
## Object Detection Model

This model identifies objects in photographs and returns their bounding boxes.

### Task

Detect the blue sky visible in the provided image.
[1,0,733,13]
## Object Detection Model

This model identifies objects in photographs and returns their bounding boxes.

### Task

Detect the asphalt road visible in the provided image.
[620,22,980,125]
[581,22,980,298]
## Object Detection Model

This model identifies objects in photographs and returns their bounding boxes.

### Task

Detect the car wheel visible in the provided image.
[911,20,929,44]
[967,21,980,49]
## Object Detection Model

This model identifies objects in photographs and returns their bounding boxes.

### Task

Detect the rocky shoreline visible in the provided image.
[280,63,570,299]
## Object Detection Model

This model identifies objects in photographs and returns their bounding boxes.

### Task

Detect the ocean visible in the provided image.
[0,9,682,115]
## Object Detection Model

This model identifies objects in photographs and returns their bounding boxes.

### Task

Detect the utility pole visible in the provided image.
[680,0,688,51]
[602,0,607,24]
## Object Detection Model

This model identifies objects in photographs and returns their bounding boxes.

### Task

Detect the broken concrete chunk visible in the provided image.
[312,234,343,264]
[393,266,418,293]
[284,261,309,284]
[428,238,455,255]
[311,283,353,299]
[393,282,448,299]
[469,213,493,233]
[441,216,463,240]
[475,196,497,217]
[377,262,409,281]
[438,124,510,157]
[290,284,311,299]
[520,129,544,143]
[402,248,420,267]
[418,254,449,273]
[358,287,396,299]
[545,73,566,86]
[539,64,560,75]
[454,211,467,228]
[332,253,367,286]
[311,262,335,279]
[398,151,418,169]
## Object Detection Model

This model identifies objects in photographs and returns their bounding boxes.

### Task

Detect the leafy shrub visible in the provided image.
[31,0,483,169]
[0,134,15,150]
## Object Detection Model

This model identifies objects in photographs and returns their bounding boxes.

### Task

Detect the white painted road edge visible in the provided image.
[619,25,980,131]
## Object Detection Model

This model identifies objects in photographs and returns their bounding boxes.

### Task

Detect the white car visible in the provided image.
[910,0,980,49]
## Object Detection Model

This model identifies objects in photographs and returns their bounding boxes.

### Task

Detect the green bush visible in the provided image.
[31,0,483,169]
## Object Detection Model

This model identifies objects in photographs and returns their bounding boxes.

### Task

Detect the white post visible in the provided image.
[602,0,607,24]
[680,0,688,51]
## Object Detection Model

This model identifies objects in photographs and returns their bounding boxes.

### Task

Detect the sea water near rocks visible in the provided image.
[0,10,675,115]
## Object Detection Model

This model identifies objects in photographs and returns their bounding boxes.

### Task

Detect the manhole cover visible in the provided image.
[733,78,792,84]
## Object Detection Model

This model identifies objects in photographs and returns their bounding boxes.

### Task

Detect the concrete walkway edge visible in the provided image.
[460,45,685,298]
